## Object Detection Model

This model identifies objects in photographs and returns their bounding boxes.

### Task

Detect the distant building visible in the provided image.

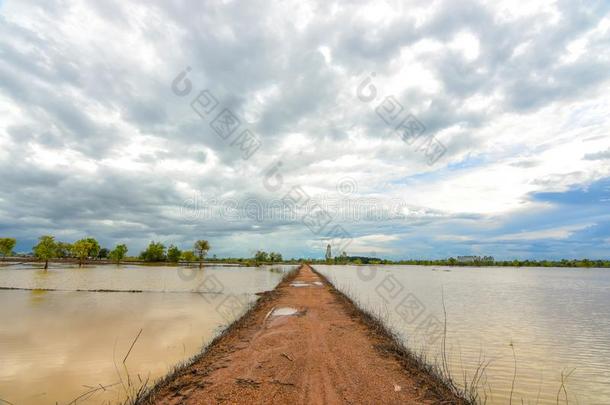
[325,244,332,260]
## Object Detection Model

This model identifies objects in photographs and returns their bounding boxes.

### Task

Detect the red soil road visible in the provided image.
[144,264,461,404]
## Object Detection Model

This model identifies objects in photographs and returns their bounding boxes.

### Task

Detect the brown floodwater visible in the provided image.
[316,265,610,404]
[0,264,292,404]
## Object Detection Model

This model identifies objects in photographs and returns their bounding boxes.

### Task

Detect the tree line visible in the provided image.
[138,239,210,268]
[6,235,607,269]
[253,250,283,264]
[0,236,210,270]
[30,236,129,270]
[2,236,282,269]
[307,255,610,268]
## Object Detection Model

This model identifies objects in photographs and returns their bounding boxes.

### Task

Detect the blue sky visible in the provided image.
[1,0,610,259]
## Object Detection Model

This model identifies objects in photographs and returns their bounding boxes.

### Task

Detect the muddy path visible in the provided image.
[141,264,464,404]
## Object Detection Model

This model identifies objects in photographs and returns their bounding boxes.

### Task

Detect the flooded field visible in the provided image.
[0,264,293,404]
[316,265,610,404]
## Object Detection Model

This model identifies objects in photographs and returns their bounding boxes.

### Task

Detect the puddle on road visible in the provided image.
[271,307,299,316]
[290,282,310,287]
[290,281,324,287]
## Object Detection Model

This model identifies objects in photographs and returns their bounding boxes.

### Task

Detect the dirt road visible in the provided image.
[142,265,462,404]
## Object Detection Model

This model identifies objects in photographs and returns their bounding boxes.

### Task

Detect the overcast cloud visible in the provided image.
[1,0,610,259]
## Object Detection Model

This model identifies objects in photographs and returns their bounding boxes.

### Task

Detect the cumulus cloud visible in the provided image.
[1,0,610,259]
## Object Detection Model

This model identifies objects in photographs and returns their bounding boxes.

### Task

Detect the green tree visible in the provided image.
[98,248,110,259]
[194,240,210,268]
[181,250,196,264]
[140,241,166,262]
[269,252,282,262]
[334,251,348,264]
[254,250,268,265]
[71,238,95,266]
[109,244,128,264]
[0,238,16,258]
[33,235,58,270]
[167,244,182,263]
[56,242,73,258]
[83,237,100,259]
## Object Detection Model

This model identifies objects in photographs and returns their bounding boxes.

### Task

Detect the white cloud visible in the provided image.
[491,224,594,241]
[449,31,480,61]
[1,0,610,258]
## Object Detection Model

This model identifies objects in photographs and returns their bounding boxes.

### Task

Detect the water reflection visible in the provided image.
[29,288,48,304]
